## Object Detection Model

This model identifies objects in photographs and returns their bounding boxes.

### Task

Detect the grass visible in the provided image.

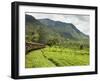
[25,46,89,68]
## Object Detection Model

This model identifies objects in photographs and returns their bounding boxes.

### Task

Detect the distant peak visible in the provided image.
[38,18,55,21]
[25,14,36,20]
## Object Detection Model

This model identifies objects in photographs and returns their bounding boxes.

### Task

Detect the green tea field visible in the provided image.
[25,46,89,68]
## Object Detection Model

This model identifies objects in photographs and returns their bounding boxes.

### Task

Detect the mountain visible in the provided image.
[25,14,62,44]
[25,14,89,44]
[38,19,88,40]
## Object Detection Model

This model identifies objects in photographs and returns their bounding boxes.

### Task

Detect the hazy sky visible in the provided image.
[26,12,90,35]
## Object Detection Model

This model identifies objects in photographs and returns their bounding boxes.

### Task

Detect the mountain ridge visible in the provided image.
[25,14,89,44]
[38,18,88,40]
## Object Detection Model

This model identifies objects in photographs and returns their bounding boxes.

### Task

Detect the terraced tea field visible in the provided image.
[25,46,89,68]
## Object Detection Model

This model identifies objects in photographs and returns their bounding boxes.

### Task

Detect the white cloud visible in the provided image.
[26,13,90,35]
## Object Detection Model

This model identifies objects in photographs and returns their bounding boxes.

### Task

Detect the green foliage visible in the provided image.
[25,50,56,68]
[25,46,89,68]
[46,38,59,46]
[32,33,40,42]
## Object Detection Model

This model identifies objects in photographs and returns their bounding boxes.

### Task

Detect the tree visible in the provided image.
[80,44,83,50]
[38,27,47,44]
[47,38,59,46]
[32,33,39,42]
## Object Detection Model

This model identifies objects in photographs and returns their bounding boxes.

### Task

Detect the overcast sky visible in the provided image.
[26,13,90,35]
